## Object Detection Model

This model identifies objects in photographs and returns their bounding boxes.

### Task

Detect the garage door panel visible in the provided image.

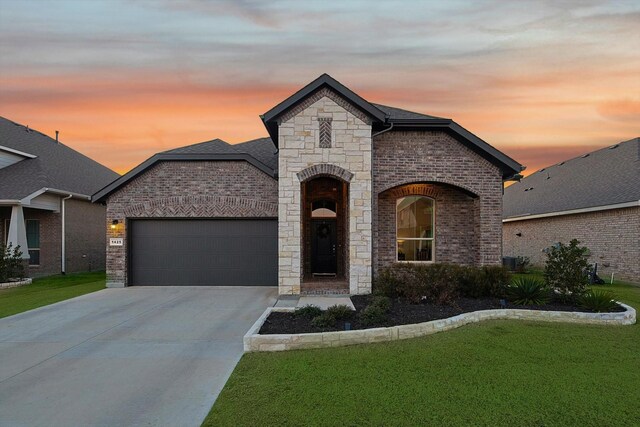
[129,219,277,286]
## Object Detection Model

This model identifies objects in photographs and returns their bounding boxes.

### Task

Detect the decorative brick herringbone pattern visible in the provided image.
[318,117,332,148]
[123,195,277,218]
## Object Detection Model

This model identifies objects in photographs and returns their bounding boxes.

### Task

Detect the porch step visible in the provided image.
[301,280,349,296]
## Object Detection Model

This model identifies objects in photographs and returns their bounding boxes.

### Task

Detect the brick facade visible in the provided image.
[1,200,106,278]
[64,199,107,273]
[278,92,373,295]
[376,183,478,270]
[373,130,503,272]
[105,160,277,287]
[503,206,640,283]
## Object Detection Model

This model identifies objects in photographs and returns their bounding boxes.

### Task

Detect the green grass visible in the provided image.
[204,280,640,427]
[0,271,106,318]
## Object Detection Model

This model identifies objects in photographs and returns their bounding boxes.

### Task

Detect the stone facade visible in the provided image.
[373,130,503,272]
[503,206,640,283]
[278,90,373,295]
[105,160,277,287]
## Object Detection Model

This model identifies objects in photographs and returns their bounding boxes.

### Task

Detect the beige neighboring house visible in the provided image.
[0,117,119,277]
[503,138,640,283]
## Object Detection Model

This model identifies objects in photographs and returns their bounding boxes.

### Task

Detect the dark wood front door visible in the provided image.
[311,219,337,275]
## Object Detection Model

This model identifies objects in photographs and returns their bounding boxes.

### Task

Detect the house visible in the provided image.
[93,74,523,294]
[0,117,119,277]
[503,138,640,283]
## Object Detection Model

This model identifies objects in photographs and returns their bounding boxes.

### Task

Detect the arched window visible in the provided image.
[311,200,337,218]
[396,196,434,262]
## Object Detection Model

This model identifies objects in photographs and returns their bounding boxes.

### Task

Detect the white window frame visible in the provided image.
[395,196,435,263]
[25,219,40,266]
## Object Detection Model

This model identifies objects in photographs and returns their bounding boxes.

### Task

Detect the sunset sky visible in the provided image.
[1,0,638,175]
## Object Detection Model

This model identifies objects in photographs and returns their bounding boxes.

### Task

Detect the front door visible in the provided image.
[311,219,337,275]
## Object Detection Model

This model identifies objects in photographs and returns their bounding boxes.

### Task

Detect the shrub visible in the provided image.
[294,305,323,319]
[515,256,530,273]
[325,304,354,320]
[508,277,550,306]
[544,239,592,302]
[376,263,509,304]
[578,290,619,313]
[373,267,401,298]
[370,295,391,312]
[0,243,25,283]
[460,266,511,299]
[311,312,337,328]
[358,304,388,326]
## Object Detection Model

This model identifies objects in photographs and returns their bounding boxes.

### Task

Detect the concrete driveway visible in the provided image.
[0,286,277,427]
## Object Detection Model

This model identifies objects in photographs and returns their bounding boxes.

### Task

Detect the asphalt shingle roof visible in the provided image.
[503,138,640,219]
[372,103,448,120]
[163,137,278,173]
[0,117,119,200]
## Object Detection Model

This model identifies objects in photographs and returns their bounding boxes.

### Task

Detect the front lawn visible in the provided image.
[204,281,640,426]
[0,271,106,318]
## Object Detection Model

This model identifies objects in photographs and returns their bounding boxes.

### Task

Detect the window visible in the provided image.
[311,200,337,218]
[396,196,434,262]
[26,219,40,266]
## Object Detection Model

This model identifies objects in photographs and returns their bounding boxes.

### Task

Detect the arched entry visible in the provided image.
[301,176,348,288]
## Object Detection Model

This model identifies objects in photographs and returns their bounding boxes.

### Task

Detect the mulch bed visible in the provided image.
[259,295,626,335]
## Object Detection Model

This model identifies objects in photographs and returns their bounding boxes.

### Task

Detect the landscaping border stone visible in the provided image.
[244,303,636,352]
[0,278,32,289]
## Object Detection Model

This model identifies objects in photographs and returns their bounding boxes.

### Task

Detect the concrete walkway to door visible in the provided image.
[0,286,277,427]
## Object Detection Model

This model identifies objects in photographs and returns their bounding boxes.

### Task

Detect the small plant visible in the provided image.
[0,243,25,283]
[294,304,323,319]
[578,290,619,313]
[370,296,391,312]
[508,277,550,306]
[311,312,337,328]
[358,304,388,326]
[325,304,354,320]
[544,239,592,302]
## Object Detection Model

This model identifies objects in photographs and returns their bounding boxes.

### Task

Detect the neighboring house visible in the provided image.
[0,117,119,277]
[503,138,640,283]
[93,74,523,294]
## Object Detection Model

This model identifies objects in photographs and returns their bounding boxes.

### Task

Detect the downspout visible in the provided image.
[61,194,73,274]
[371,121,394,138]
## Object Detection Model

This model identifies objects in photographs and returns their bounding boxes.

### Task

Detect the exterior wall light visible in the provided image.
[111,219,119,229]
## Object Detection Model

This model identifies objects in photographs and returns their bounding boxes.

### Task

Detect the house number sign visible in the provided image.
[109,238,124,246]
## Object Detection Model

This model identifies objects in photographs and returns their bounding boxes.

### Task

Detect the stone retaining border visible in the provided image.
[0,278,32,289]
[244,303,636,352]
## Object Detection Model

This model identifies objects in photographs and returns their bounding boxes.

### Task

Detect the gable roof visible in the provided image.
[503,138,640,220]
[260,74,523,179]
[92,137,278,202]
[0,117,119,201]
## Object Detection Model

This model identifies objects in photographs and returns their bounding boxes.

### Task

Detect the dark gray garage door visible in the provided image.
[129,219,277,286]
